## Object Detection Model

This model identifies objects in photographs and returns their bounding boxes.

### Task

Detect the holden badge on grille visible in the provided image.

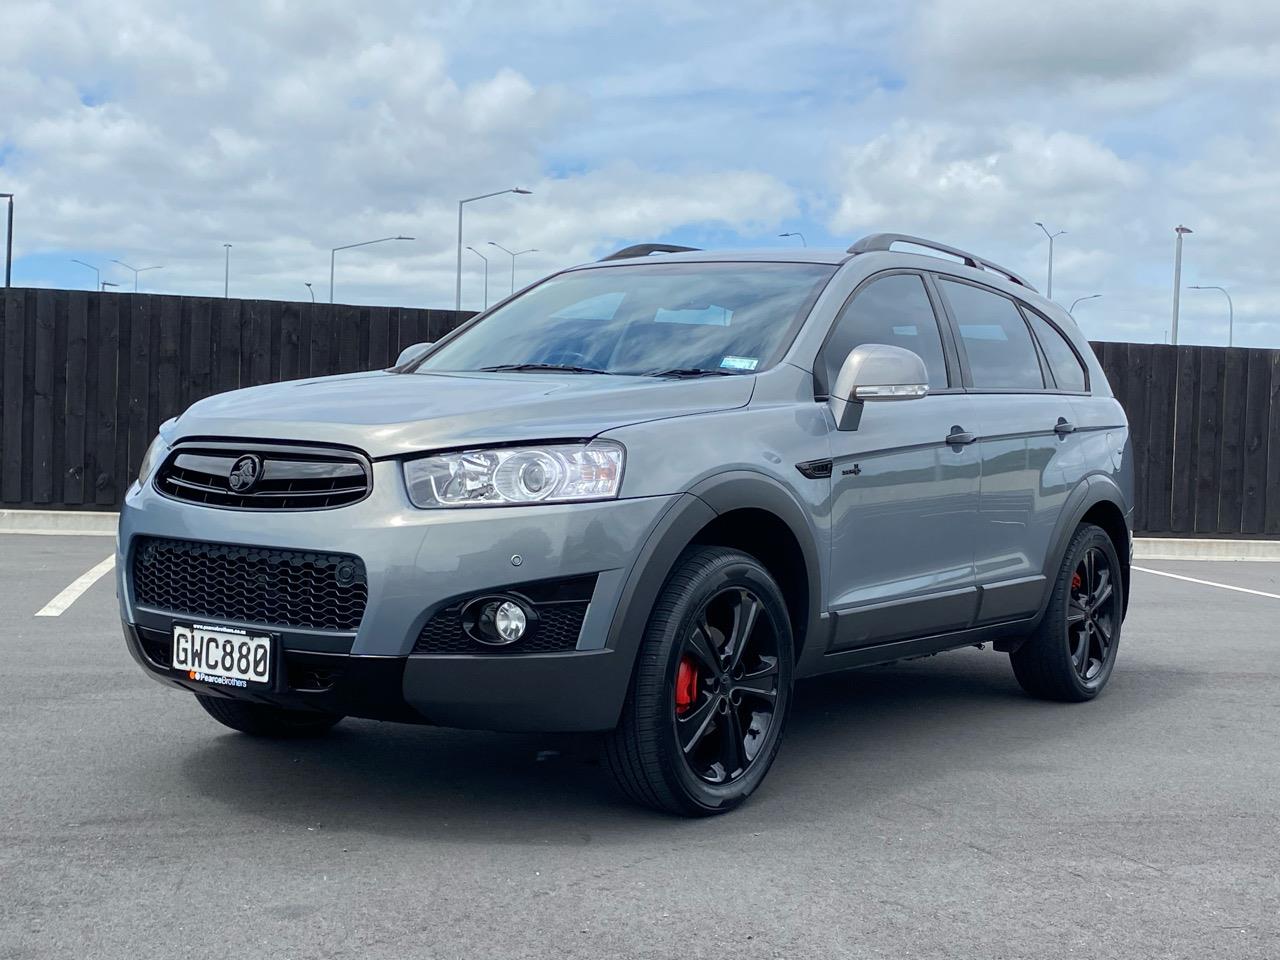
[228,455,263,493]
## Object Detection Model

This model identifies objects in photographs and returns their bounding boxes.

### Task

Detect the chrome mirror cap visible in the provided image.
[829,343,929,431]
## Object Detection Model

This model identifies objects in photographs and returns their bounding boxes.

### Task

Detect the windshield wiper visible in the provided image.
[644,367,741,378]
[477,362,609,375]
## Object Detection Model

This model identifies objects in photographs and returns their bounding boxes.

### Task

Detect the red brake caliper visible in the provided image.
[675,656,699,715]
[1071,572,1082,591]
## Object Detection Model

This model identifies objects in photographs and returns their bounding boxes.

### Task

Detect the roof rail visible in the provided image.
[847,233,1036,291]
[599,243,702,262]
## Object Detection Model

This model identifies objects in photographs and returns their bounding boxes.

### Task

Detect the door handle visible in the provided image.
[946,426,977,445]
[1054,417,1076,435]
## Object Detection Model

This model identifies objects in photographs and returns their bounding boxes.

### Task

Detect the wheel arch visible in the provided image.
[606,474,824,673]
[1041,475,1133,621]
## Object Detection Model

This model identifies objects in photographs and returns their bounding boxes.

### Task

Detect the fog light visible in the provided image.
[494,600,527,642]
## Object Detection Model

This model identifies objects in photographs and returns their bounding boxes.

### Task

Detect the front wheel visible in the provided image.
[606,546,794,816]
[195,694,344,738]
[1010,523,1124,702]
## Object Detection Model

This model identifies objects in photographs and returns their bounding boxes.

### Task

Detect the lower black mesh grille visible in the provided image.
[414,576,595,654]
[416,603,588,654]
[132,537,368,631]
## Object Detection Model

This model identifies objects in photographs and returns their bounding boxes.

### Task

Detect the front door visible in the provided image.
[819,272,981,650]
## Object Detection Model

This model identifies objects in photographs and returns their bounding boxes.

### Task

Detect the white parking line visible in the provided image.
[35,556,116,617]
[1133,565,1280,601]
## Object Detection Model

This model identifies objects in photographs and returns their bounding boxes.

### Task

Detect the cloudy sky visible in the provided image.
[3,0,1279,345]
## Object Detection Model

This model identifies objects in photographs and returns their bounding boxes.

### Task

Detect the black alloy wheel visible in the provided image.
[1010,522,1124,702]
[673,586,782,785]
[1067,546,1118,683]
[606,546,794,816]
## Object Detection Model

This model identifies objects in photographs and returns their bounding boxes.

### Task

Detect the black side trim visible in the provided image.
[795,458,833,479]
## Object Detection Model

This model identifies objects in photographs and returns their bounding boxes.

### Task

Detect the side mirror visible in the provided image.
[828,343,929,431]
[392,341,434,369]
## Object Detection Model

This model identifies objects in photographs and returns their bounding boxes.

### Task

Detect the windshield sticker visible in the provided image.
[720,356,759,371]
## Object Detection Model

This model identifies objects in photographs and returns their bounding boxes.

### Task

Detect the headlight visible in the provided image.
[403,440,625,508]
[137,434,170,485]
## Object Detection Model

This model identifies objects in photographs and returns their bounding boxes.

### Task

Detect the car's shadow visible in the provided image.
[179,648,1179,842]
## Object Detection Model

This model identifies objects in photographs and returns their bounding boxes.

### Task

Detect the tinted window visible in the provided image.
[941,279,1045,390]
[820,274,949,391]
[419,262,835,376]
[1025,310,1087,392]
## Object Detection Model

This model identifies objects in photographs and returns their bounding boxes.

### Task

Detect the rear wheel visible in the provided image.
[195,694,343,738]
[1010,523,1123,702]
[606,547,794,816]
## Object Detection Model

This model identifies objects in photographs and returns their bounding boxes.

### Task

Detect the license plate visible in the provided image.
[172,623,271,686]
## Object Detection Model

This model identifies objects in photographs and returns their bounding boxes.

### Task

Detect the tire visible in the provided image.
[605,546,795,816]
[195,694,344,738]
[1010,523,1123,702]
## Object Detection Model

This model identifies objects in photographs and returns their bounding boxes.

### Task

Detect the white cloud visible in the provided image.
[0,0,1278,346]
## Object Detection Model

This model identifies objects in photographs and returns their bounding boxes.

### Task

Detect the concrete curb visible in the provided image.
[1134,537,1280,562]
[0,509,118,537]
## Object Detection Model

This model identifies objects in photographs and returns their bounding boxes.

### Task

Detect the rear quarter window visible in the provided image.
[1024,310,1088,392]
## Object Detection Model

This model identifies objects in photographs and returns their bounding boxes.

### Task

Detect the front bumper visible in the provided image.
[118,462,679,731]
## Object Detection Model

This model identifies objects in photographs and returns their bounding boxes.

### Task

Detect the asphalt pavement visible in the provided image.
[1,534,1277,959]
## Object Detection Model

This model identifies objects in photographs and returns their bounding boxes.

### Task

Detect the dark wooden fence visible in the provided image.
[0,288,472,510]
[1093,342,1280,538]
[2,286,1279,535]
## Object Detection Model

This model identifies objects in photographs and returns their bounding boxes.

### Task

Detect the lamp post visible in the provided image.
[1069,294,1101,314]
[100,281,119,291]
[466,245,489,310]
[455,188,531,310]
[778,232,806,247]
[112,260,163,293]
[1171,225,1192,345]
[304,282,315,303]
[329,235,414,303]
[1189,284,1233,347]
[71,259,100,290]
[1034,221,1066,300]
[1,192,12,288]
[487,242,537,296]
[223,243,232,298]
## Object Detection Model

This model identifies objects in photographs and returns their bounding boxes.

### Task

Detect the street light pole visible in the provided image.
[100,281,119,292]
[778,232,806,247]
[223,243,232,298]
[455,188,532,310]
[466,246,489,310]
[1,193,12,288]
[328,235,414,303]
[1189,284,1233,347]
[1034,221,1066,300]
[1171,225,1192,345]
[487,242,537,295]
[71,259,100,290]
[111,260,163,293]
[304,282,315,303]
[1069,294,1101,314]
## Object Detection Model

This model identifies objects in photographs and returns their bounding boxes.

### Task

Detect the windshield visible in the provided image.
[417,262,836,376]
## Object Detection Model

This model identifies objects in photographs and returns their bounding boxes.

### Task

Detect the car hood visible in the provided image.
[169,370,755,457]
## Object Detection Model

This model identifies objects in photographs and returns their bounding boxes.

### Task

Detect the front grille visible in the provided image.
[155,445,370,510]
[132,537,368,631]
[414,575,595,654]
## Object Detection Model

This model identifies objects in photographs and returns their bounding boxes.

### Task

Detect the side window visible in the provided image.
[940,279,1045,391]
[820,273,949,393]
[1024,310,1088,392]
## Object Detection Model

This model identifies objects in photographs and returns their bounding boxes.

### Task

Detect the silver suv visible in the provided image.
[119,233,1133,816]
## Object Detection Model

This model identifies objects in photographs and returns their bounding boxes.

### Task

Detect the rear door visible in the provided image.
[820,271,982,649]
[934,277,1088,624]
